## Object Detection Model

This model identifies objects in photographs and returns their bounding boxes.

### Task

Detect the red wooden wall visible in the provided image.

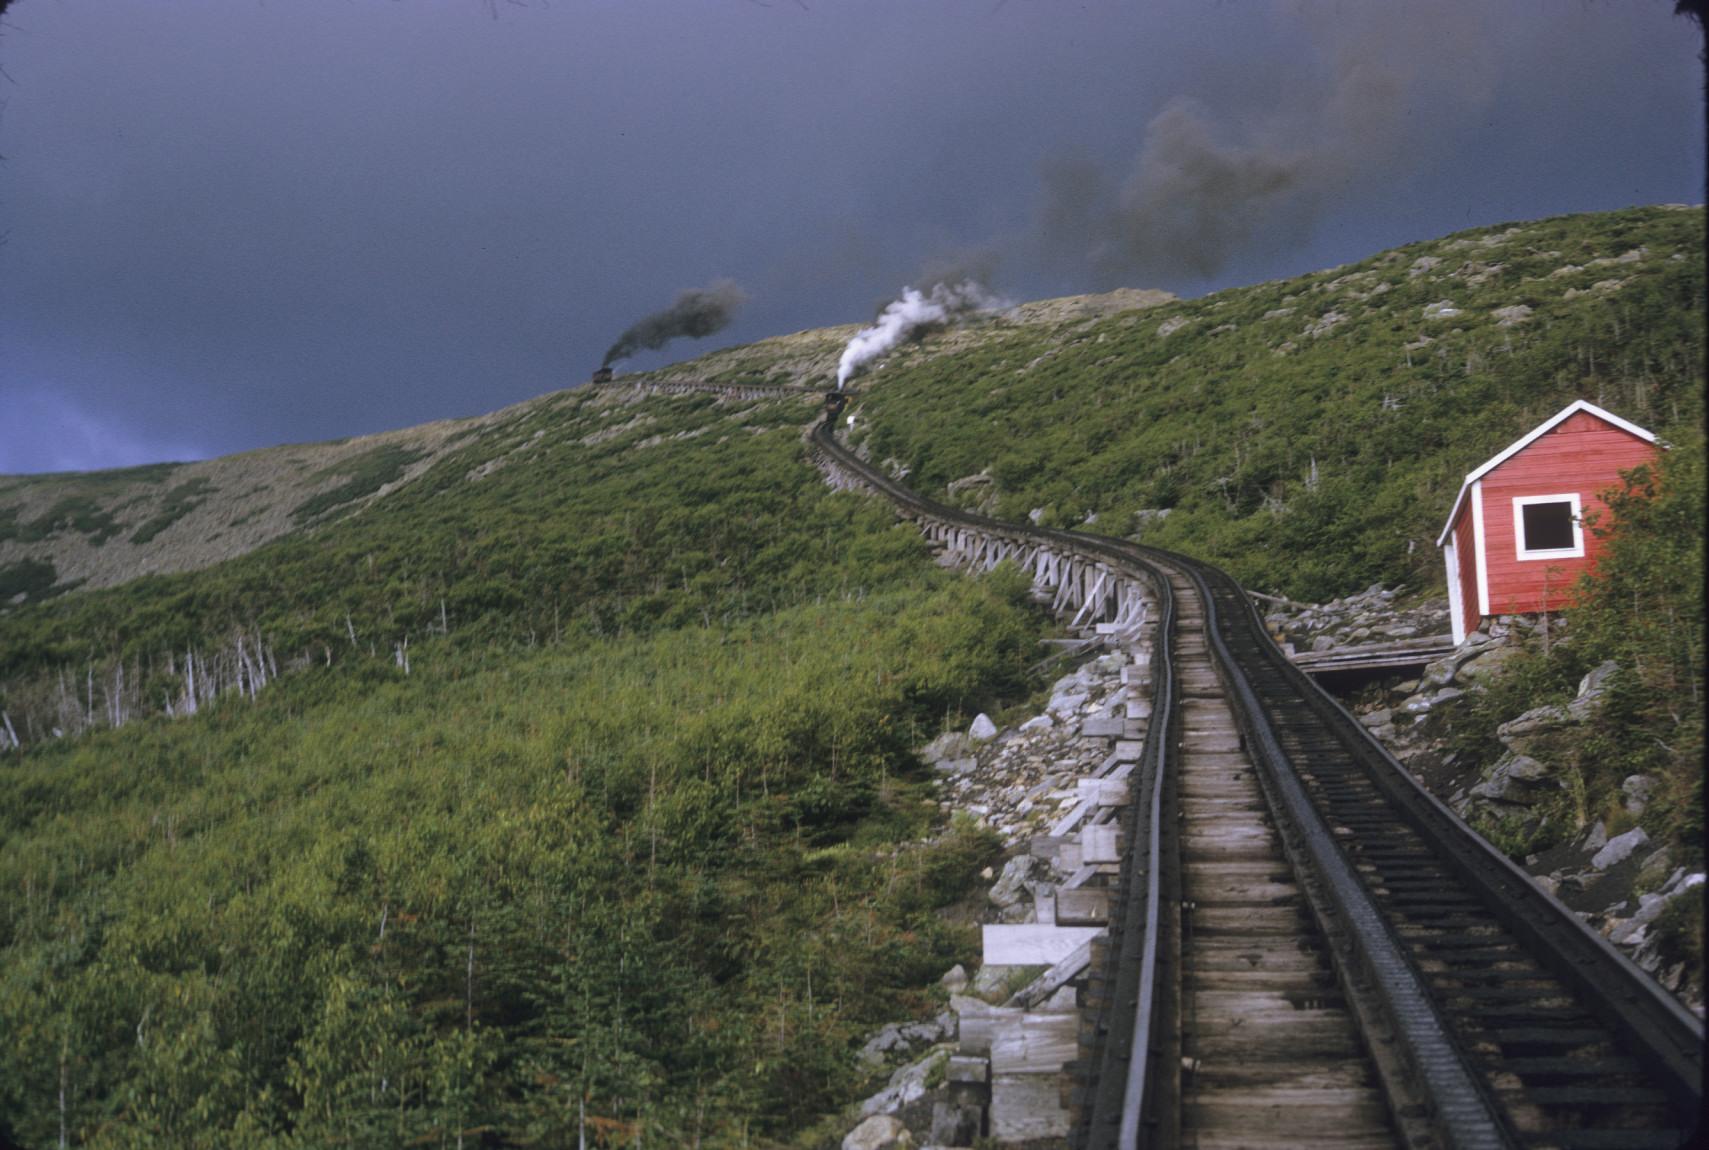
[1478,411,1658,616]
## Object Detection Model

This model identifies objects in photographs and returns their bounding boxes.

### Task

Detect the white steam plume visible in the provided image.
[836,281,1005,389]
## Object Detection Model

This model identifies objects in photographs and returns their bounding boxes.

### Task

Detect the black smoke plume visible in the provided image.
[602,279,747,368]
[1032,2,1496,286]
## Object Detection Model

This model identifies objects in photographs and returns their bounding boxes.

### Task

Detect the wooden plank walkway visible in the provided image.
[1170,575,1398,1149]
[1288,634,1456,676]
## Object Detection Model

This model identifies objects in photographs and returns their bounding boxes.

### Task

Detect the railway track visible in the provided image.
[805,413,1703,1150]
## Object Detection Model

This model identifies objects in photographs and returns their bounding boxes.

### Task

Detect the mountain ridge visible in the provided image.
[3,207,1697,608]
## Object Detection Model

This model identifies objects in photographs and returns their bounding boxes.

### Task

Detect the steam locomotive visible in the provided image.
[824,390,847,420]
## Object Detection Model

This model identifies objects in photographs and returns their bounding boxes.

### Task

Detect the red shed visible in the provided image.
[1436,400,1660,644]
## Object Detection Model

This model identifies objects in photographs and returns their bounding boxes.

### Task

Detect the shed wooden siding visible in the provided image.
[1453,508,1480,635]
[1477,411,1657,616]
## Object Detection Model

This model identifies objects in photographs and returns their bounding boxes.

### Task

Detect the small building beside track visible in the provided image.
[1436,399,1659,644]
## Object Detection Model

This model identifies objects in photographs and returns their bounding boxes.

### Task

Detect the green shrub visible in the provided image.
[291,444,426,524]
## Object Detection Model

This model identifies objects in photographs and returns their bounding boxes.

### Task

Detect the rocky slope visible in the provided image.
[836,648,1143,1150]
[0,403,525,600]
[1267,594,1705,1012]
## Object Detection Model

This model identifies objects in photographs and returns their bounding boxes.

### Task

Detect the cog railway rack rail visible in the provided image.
[593,378,1703,1148]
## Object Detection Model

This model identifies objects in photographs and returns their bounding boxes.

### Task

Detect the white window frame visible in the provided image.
[1512,493,1584,561]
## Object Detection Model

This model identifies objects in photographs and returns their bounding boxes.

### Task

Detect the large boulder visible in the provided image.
[1567,659,1620,721]
[1422,640,1497,688]
[1046,691,1088,720]
[1468,752,1555,806]
[946,472,999,514]
[844,1114,914,1150]
[1456,644,1524,683]
[859,1024,909,1067]
[1605,870,1703,955]
[1577,659,1620,699]
[1497,703,1571,740]
[859,1048,948,1131]
[988,855,1037,909]
[966,966,1022,1001]
[921,731,972,764]
[1591,827,1650,871]
[968,714,999,743]
[858,1020,947,1067]
[1622,775,1657,815]
[1496,703,1573,754]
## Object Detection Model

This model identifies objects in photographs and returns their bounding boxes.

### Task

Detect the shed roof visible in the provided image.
[1435,400,1658,546]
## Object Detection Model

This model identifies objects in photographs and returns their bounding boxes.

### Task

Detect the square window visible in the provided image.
[1521,501,1575,551]
[1513,494,1583,559]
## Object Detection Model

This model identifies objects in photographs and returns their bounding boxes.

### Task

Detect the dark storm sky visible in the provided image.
[0,0,1701,473]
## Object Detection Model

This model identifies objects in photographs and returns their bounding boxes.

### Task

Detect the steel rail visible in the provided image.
[1093,534,1176,1150]
[1169,557,1515,1148]
[1210,569,1708,1125]
[808,414,1704,1147]
[1113,613,1172,1149]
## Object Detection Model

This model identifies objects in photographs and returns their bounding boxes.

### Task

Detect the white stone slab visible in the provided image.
[982,924,1103,966]
[1076,777,1129,806]
[1055,887,1110,925]
[1081,823,1121,863]
[990,1073,1071,1141]
[952,995,1020,1056]
[989,1012,1079,1075]
[1112,739,1144,762]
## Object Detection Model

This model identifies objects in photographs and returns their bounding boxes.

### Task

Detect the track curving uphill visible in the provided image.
[807,413,1703,1150]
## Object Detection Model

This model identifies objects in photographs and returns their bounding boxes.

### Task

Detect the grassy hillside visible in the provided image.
[1,584,1035,1148]
[0,386,1048,1146]
[843,205,1703,601]
[0,389,918,724]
